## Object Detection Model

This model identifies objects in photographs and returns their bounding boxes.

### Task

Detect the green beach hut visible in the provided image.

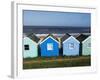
[23,33,40,58]
[82,36,91,55]
[77,34,91,56]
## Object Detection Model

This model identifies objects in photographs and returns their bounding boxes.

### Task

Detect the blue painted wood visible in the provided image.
[63,36,80,56]
[40,37,59,57]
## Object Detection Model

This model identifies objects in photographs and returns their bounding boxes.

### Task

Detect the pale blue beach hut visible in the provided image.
[62,34,80,56]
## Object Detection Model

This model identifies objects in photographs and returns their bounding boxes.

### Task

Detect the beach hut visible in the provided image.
[77,34,91,55]
[23,33,40,58]
[62,34,80,56]
[39,34,59,57]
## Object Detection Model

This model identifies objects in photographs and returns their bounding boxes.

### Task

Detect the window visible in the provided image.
[87,43,91,48]
[68,43,74,49]
[24,45,29,50]
[47,43,53,50]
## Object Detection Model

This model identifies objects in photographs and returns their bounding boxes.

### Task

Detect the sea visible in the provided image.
[23,26,90,34]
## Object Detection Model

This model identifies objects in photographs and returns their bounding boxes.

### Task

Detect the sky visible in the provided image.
[23,10,91,27]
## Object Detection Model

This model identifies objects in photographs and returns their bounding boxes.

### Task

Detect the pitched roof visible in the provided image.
[39,34,59,44]
[43,34,59,41]
[76,34,89,42]
[61,33,71,42]
[70,33,80,38]
[27,33,40,43]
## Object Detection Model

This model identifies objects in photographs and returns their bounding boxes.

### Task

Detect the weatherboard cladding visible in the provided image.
[23,32,91,57]
[76,34,90,56]
[61,33,80,56]
[82,36,91,55]
[23,37,38,58]
[39,34,59,56]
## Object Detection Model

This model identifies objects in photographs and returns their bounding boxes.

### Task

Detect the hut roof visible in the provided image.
[61,33,71,42]
[41,34,59,42]
[28,33,40,43]
[76,34,89,42]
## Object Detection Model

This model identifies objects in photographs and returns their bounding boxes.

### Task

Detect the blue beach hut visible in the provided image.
[39,35,59,57]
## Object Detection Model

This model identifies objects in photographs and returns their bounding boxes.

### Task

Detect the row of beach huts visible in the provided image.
[23,33,91,58]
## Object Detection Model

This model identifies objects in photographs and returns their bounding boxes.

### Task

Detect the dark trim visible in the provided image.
[79,43,82,56]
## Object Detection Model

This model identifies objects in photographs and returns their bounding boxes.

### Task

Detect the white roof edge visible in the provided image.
[63,36,80,44]
[24,36,38,45]
[39,36,59,45]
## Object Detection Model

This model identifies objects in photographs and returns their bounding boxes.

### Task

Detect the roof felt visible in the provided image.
[41,34,59,42]
[61,33,71,42]
[70,33,81,38]
[28,33,40,43]
[76,34,89,42]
